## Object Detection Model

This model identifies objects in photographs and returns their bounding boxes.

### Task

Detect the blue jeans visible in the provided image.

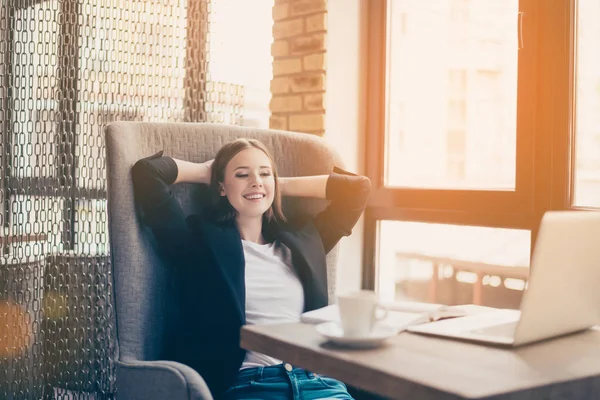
[225,363,354,400]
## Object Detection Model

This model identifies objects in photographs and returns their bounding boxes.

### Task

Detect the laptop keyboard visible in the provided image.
[467,321,518,337]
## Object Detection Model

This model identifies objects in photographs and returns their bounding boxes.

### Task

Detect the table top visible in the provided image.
[241,323,600,400]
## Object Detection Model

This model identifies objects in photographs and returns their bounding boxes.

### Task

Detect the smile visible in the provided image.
[243,194,266,200]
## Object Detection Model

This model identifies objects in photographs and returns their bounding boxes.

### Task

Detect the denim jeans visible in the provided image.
[224,363,354,400]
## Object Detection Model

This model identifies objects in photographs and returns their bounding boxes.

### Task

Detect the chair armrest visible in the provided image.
[117,359,214,400]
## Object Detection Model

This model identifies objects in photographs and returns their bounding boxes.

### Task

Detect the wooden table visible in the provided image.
[241,323,600,399]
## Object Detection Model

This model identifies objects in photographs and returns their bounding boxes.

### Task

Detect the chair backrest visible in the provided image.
[105,122,344,362]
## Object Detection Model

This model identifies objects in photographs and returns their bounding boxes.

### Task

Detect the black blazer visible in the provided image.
[132,153,371,398]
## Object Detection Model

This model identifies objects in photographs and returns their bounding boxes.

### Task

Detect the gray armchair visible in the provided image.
[105,122,344,400]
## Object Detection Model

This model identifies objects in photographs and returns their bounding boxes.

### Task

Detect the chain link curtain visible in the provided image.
[0,0,244,398]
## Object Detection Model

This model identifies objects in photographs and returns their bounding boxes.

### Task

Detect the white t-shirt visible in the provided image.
[240,239,304,370]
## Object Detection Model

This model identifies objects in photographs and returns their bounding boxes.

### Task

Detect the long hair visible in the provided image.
[209,138,286,227]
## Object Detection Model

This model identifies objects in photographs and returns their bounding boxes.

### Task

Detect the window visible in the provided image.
[1,0,271,250]
[365,1,583,308]
[378,221,530,308]
[384,0,521,191]
[208,0,274,128]
[573,0,600,208]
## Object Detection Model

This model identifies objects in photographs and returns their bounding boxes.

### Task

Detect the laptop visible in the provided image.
[407,211,600,346]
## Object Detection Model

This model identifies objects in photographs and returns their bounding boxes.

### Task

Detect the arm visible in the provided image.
[172,158,212,184]
[131,153,212,222]
[312,167,371,254]
[278,175,329,199]
[131,152,212,264]
[131,151,181,225]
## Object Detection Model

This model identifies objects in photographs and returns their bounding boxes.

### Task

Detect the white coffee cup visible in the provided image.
[336,290,388,337]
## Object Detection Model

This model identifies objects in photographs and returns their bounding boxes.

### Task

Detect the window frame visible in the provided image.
[362,0,578,290]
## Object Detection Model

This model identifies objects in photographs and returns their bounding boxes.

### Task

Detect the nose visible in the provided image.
[250,174,263,187]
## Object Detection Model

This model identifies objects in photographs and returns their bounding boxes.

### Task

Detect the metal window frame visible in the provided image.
[2,0,210,247]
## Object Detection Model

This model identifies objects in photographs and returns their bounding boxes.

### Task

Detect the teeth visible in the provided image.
[245,194,264,200]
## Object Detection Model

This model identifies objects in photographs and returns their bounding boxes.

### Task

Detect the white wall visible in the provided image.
[209,0,274,128]
[324,0,368,295]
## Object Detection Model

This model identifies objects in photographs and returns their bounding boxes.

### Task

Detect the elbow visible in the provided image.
[131,159,152,187]
[342,176,371,210]
[132,150,167,185]
[359,176,371,196]
[325,170,372,207]
[354,176,371,205]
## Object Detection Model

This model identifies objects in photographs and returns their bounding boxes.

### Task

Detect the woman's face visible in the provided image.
[219,147,276,219]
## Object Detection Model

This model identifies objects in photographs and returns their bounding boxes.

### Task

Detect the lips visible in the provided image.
[243,193,266,200]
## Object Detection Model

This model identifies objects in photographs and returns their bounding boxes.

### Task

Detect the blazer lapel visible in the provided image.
[277,223,329,312]
[188,215,246,324]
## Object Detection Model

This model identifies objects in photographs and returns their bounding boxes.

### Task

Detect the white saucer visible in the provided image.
[315,322,399,348]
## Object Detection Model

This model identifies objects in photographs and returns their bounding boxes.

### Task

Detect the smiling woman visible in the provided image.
[207,139,284,240]
[131,138,370,399]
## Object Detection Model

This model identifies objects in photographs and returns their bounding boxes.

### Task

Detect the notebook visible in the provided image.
[301,301,493,332]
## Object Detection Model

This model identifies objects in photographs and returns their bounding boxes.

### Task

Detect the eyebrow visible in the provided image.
[234,166,271,170]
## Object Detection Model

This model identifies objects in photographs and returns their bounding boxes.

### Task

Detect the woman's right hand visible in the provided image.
[173,158,214,185]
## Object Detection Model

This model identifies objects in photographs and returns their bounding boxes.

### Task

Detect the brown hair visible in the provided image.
[209,138,286,226]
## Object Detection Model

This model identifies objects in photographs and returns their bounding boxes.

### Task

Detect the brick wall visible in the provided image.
[270,0,326,136]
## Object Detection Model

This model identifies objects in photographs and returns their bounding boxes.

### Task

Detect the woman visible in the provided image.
[132,138,370,400]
